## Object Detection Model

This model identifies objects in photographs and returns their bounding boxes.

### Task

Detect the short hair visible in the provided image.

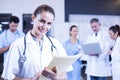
[90,18,100,24]
[9,16,19,23]
[33,4,55,18]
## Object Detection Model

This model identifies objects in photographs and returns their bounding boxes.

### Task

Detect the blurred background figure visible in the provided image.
[108,25,120,80]
[0,16,25,62]
[63,25,82,80]
[0,16,25,77]
[85,18,111,80]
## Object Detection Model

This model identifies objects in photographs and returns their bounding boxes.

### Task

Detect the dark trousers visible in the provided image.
[90,76,107,80]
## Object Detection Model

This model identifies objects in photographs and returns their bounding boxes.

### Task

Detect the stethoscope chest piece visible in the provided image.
[20,55,26,63]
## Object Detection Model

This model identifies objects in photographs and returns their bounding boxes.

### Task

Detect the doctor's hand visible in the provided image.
[90,54,99,57]
[42,67,58,80]
[32,71,42,80]
[0,45,11,54]
[108,50,112,55]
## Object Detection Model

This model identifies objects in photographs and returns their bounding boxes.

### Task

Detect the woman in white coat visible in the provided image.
[2,4,69,80]
[109,25,120,80]
[85,18,111,80]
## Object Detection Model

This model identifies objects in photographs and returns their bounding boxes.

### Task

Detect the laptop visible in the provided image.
[82,42,102,55]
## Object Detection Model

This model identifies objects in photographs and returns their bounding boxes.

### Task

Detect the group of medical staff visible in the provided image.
[63,18,120,80]
[0,4,120,80]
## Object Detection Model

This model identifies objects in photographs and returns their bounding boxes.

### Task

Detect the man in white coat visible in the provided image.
[85,18,111,80]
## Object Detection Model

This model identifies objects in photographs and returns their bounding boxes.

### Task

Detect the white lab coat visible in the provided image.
[111,37,120,80]
[85,30,111,77]
[2,31,70,80]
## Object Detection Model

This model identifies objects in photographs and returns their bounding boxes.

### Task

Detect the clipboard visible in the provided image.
[82,42,102,54]
[48,53,82,75]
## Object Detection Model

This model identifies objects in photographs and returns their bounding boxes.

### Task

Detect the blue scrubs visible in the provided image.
[63,39,82,80]
[0,29,24,63]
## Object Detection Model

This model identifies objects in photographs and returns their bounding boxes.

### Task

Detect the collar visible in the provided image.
[8,29,19,35]
[26,31,47,44]
[92,30,102,35]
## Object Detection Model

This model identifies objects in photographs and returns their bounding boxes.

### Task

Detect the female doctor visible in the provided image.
[2,4,69,80]
[109,25,120,80]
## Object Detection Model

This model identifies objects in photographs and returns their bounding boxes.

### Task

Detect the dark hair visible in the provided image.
[9,16,19,23]
[90,18,100,25]
[69,25,78,36]
[109,25,120,36]
[33,4,55,18]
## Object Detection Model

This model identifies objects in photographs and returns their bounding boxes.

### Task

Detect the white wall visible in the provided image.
[69,14,120,42]
[2,1,120,43]
[0,0,65,31]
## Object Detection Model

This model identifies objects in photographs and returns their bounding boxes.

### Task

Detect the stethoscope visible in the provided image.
[20,35,57,63]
